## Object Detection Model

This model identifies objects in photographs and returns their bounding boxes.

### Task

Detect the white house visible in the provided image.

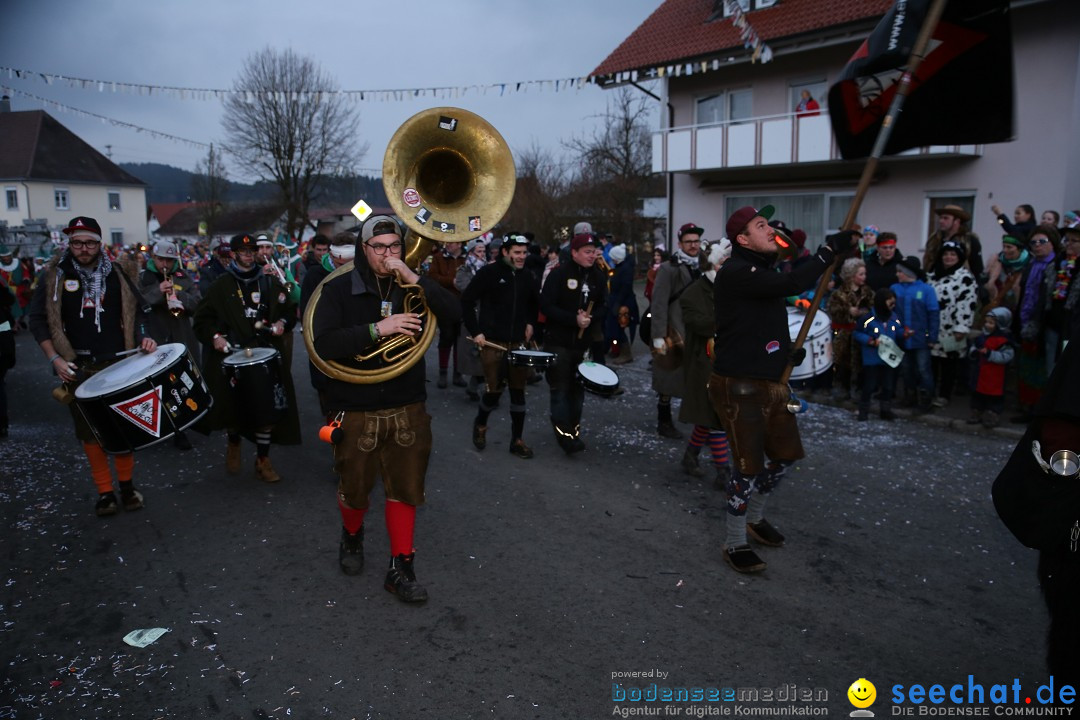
[0,103,149,249]
[591,0,1080,264]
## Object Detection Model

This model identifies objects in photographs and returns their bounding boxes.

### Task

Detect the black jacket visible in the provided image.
[865,251,905,291]
[540,260,607,349]
[460,259,538,342]
[711,244,833,381]
[311,268,460,412]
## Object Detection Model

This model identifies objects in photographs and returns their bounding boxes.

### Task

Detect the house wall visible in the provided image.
[662,0,1080,263]
[16,182,148,246]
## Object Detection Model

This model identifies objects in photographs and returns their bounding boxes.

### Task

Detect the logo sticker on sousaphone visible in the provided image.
[109,386,164,438]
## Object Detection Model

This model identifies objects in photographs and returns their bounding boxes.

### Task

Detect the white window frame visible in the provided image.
[695,88,753,126]
[54,187,70,211]
[790,79,828,116]
[107,190,121,211]
[4,187,17,210]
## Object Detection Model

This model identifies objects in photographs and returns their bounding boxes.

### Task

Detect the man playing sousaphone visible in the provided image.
[310,215,460,602]
[28,216,157,517]
[192,233,301,482]
[459,233,540,459]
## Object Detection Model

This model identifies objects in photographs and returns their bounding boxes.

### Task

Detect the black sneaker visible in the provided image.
[747,519,785,547]
[95,492,119,517]
[120,486,144,512]
[339,526,364,576]
[472,423,487,450]
[509,439,534,459]
[723,544,766,573]
[384,553,428,603]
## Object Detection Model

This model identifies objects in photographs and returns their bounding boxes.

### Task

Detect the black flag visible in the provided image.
[827,0,1014,159]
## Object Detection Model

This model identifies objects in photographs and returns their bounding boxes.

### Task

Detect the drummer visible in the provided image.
[540,232,607,454]
[192,233,301,482]
[27,216,157,517]
[138,240,202,451]
[460,234,540,459]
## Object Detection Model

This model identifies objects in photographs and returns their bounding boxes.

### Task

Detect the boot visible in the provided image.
[657,402,682,439]
[437,370,448,389]
[472,422,487,450]
[713,464,731,492]
[879,402,896,421]
[339,526,364,576]
[254,456,281,483]
[119,482,144,511]
[226,438,242,474]
[680,446,704,477]
[452,372,467,388]
[384,553,428,603]
[916,389,934,414]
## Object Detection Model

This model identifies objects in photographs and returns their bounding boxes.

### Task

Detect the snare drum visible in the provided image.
[508,349,557,369]
[222,347,288,429]
[786,307,833,380]
[74,343,212,453]
[577,361,620,397]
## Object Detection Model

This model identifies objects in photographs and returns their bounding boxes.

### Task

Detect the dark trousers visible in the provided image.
[859,364,896,414]
[970,391,1004,415]
[545,344,586,436]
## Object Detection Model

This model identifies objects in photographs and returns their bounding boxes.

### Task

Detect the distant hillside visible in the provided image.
[120,163,388,208]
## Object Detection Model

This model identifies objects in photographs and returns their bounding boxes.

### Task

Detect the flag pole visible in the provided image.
[781,0,949,386]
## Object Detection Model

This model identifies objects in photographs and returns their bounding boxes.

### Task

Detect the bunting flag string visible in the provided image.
[0,65,600,103]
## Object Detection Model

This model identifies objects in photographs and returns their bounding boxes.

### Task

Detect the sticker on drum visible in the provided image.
[577,361,620,397]
[786,307,833,380]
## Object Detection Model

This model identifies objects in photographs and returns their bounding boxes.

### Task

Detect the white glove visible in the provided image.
[652,337,667,353]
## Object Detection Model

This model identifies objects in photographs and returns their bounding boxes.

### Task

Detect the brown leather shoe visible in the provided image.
[509,439,534,459]
[226,439,242,474]
[472,423,487,450]
[254,456,281,483]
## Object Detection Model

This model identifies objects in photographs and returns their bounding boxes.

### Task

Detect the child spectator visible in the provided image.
[853,288,904,421]
[968,306,1015,429]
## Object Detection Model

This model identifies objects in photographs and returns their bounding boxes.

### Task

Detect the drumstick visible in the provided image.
[577,301,594,339]
[114,348,142,358]
[468,337,509,352]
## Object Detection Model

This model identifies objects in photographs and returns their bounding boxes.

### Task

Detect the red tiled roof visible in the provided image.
[591,0,892,79]
[150,202,200,226]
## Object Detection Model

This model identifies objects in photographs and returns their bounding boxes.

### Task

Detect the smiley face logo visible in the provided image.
[848,678,877,709]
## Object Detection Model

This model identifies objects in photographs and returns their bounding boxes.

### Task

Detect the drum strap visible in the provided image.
[117,269,164,342]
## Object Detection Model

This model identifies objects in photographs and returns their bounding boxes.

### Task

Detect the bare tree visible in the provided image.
[564,88,655,255]
[502,142,567,246]
[191,143,228,238]
[222,47,364,240]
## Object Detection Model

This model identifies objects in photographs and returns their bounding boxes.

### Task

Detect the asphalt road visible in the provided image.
[0,328,1050,719]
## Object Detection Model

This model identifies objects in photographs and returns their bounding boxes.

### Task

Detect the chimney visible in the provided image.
[0,96,10,113]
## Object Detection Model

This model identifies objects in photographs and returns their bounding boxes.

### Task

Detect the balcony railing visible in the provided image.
[651,113,982,174]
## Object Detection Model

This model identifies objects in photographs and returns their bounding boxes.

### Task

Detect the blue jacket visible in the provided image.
[890,280,940,349]
[853,312,905,366]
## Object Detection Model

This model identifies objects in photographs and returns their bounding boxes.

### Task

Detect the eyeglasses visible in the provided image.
[1030,238,1051,246]
[69,240,101,249]
[681,239,702,245]
[365,241,404,255]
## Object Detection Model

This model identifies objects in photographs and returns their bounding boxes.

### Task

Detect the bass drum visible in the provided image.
[577,361,620,397]
[74,343,212,454]
[222,347,287,429]
[787,307,833,380]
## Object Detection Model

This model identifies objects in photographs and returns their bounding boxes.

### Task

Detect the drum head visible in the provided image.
[577,362,619,385]
[75,344,186,398]
[512,350,553,359]
[223,347,279,367]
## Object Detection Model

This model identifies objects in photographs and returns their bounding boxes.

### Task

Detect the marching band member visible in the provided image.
[708,205,855,573]
[28,216,157,517]
[540,232,607,455]
[138,240,202,450]
[310,215,460,602]
[193,233,301,483]
[460,234,540,459]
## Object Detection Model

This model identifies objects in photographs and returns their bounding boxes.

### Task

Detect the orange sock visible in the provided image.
[82,442,114,494]
[114,453,134,483]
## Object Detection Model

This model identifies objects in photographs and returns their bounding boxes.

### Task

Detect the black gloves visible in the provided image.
[826,229,861,256]
[789,347,807,366]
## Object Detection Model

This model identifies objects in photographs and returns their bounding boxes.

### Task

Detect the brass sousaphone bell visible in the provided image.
[303,107,516,384]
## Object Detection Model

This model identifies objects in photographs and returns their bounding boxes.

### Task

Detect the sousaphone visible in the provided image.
[303,107,516,384]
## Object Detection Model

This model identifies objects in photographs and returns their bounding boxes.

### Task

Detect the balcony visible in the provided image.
[651,113,983,174]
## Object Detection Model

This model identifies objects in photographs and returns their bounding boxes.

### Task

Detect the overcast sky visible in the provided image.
[1,0,661,183]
